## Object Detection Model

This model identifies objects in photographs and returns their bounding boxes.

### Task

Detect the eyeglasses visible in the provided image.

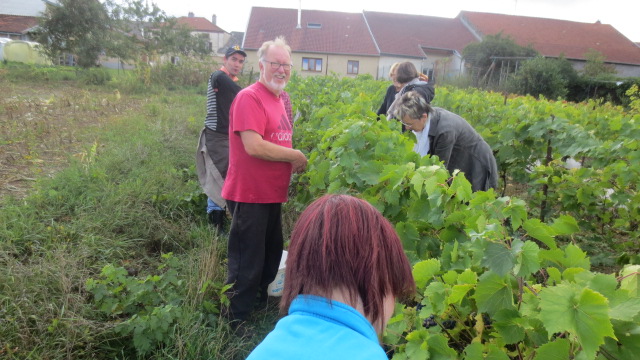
[262,60,293,71]
[399,119,413,128]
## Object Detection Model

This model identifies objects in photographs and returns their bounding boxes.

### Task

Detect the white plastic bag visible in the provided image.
[266,250,288,297]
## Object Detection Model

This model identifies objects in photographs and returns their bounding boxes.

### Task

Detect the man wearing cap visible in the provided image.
[196,46,247,232]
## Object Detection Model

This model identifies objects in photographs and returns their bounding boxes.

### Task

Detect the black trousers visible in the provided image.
[225,200,284,321]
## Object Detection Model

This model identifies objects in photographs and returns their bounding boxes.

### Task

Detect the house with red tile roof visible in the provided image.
[243,7,640,80]
[0,14,39,40]
[243,7,380,78]
[363,11,478,81]
[459,11,640,78]
[0,0,49,40]
[176,13,230,56]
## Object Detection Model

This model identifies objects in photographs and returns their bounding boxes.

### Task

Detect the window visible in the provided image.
[307,23,322,29]
[347,60,359,74]
[302,58,323,72]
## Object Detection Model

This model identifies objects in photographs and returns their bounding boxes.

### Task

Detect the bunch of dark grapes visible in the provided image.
[482,313,493,328]
[441,319,456,330]
[422,314,437,329]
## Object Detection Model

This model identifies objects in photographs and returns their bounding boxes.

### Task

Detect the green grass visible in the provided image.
[0,68,280,358]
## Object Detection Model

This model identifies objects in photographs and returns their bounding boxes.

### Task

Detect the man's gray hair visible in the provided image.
[257,36,292,62]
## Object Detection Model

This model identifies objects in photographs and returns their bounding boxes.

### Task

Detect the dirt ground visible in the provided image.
[0,80,140,201]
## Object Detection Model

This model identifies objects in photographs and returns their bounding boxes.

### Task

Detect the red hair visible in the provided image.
[281,194,416,325]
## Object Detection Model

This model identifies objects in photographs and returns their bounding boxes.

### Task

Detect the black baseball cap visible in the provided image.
[225,45,247,58]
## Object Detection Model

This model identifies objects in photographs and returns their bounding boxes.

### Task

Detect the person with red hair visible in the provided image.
[247,194,416,360]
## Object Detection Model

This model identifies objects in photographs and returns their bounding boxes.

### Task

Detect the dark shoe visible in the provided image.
[207,210,227,233]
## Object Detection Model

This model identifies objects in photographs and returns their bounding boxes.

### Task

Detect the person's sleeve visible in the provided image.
[416,84,435,103]
[431,130,456,168]
[377,101,387,116]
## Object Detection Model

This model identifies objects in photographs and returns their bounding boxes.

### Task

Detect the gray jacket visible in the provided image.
[427,108,498,192]
[195,128,226,208]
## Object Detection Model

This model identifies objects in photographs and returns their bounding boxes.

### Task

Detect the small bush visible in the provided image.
[78,68,112,85]
[506,56,575,99]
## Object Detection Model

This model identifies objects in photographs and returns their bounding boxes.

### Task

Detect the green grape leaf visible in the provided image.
[384,305,408,345]
[442,270,458,285]
[533,339,570,360]
[562,267,586,282]
[448,284,475,305]
[501,197,527,230]
[358,160,383,185]
[396,222,420,254]
[462,343,483,360]
[620,265,640,297]
[512,239,541,277]
[450,172,472,203]
[419,165,449,195]
[424,282,447,315]
[609,297,640,321]
[427,333,457,359]
[379,164,409,191]
[539,284,616,359]
[550,215,580,235]
[482,242,514,276]
[546,267,562,284]
[523,219,557,249]
[410,170,426,197]
[473,272,514,316]
[405,329,429,360]
[413,259,441,289]
[493,308,525,344]
[585,273,618,299]
[485,344,510,360]
[563,244,590,269]
[457,269,478,285]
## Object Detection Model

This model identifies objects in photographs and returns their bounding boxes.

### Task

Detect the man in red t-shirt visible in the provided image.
[222,36,307,324]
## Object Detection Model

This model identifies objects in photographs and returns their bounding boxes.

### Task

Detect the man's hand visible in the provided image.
[240,130,307,173]
[291,149,307,173]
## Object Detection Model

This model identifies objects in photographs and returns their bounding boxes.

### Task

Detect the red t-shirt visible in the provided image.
[222,82,293,203]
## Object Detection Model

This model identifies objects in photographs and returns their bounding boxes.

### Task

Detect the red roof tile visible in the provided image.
[176,16,226,33]
[460,11,640,66]
[0,15,39,34]
[243,7,378,56]
[364,11,478,58]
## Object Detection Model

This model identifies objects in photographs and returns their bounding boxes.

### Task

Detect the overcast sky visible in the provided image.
[150,0,639,43]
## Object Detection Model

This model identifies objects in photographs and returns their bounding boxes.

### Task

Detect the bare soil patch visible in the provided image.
[0,80,141,200]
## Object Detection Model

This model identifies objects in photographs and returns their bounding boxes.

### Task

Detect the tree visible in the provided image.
[103,0,209,65]
[31,0,210,68]
[31,0,111,68]
[507,56,578,100]
[463,33,538,89]
[582,49,617,79]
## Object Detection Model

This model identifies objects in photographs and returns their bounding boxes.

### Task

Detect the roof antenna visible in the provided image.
[297,0,302,29]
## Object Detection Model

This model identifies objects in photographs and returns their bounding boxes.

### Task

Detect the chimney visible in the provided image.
[212,14,217,25]
[297,0,301,29]
[188,12,194,18]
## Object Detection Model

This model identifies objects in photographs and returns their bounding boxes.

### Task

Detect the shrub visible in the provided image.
[78,68,112,85]
[507,56,575,99]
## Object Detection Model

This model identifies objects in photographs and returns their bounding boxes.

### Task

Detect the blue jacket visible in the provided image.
[247,295,387,360]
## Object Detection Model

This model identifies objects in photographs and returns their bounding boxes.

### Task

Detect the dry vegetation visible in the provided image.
[0,80,142,200]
